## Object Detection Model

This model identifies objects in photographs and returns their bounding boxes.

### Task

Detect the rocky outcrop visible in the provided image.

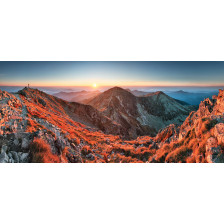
[149,89,224,163]
[206,137,224,163]
[214,123,224,144]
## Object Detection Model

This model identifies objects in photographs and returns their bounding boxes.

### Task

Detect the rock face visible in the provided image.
[205,137,224,163]
[148,89,224,163]
[214,123,224,144]
[86,87,193,138]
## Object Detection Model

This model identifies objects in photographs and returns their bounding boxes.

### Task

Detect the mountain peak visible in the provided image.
[102,86,135,98]
[155,91,165,95]
[144,91,166,97]
[18,87,46,99]
[106,86,129,92]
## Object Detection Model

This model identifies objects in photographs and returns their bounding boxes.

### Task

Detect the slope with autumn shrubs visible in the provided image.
[149,90,224,163]
[29,138,65,163]
[2,87,224,163]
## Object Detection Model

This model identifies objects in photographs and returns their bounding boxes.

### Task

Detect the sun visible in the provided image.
[92,83,97,88]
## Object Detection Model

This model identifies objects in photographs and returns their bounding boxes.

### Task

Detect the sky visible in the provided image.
[0,61,224,87]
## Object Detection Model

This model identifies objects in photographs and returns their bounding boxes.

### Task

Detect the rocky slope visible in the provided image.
[147,89,224,163]
[0,88,126,163]
[85,87,193,138]
[1,87,224,163]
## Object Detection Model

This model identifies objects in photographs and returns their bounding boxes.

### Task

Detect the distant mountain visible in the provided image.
[86,87,193,138]
[165,90,219,105]
[125,89,152,97]
[175,90,188,93]
[53,90,100,102]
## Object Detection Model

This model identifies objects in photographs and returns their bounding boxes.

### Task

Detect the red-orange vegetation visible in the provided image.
[26,119,42,132]
[29,138,60,163]
[165,146,192,163]
[81,145,92,156]
[60,147,69,163]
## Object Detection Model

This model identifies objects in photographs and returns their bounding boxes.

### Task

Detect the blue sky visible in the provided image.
[0,61,224,86]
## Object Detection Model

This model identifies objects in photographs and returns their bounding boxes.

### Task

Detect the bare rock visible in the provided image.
[214,123,224,144]
[1,144,7,153]
[21,138,29,149]
[9,151,20,163]
[18,152,30,162]
[13,138,19,146]
[0,151,9,163]
[206,137,218,151]
[206,146,224,163]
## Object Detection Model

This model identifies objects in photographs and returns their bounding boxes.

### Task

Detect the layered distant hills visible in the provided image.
[0,86,224,163]
[53,88,218,106]
[53,90,100,102]
[126,89,219,105]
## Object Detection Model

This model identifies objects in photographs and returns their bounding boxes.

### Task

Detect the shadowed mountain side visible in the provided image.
[18,88,126,137]
[86,87,194,138]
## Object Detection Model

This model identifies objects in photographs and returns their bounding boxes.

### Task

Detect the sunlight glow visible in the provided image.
[92,83,97,88]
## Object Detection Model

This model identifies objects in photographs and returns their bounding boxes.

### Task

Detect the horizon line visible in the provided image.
[1,84,224,88]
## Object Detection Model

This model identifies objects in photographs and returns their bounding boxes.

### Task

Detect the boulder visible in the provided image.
[13,138,19,146]
[1,144,7,153]
[19,152,30,163]
[9,151,20,163]
[0,152,9,163]
[206,137,218,151]
[21,138,29,149]
[206,146,224,163]
[205,137,224,163]
[213,123,224,144]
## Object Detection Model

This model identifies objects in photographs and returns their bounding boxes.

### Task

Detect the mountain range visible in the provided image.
[53,90,100,102]
[85,87,194,138]
[0,86,223,163]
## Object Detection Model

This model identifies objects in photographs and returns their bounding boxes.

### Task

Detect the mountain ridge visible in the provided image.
[1,87,224,163]
[86,87,194,138]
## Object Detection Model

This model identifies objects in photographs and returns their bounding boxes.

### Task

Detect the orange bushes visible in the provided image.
[60,147,69,163]
[166,146,192,163]
[150,143,172,162]
[26,119,42,132]
[157,129,173,142]
[29,138,60,163]
[199,118,218,136]
[81,145,92,156]
[72,136,81,145]
[27,106,47,119]
[109,153,142,163]
[13,103,22,109]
